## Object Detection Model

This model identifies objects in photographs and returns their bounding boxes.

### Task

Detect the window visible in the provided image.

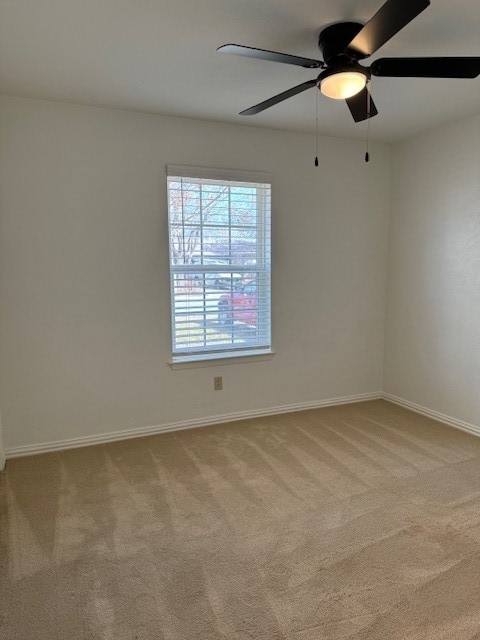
[167,165,271,363]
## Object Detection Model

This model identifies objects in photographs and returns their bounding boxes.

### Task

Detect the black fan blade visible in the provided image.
[240,80,317,115]
[346,88,379,122]
[348,0,430,58]
[371,57,480,78]
[217,44,323,69]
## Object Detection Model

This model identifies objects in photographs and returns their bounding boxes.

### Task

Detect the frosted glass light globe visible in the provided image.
[320,71,367,100]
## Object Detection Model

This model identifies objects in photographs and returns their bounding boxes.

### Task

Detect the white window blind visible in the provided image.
[167,166,271,362]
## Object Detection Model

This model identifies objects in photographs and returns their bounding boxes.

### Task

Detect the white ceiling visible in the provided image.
[1,0,479,142]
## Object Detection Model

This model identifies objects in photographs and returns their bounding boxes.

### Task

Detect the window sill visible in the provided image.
[168,350,275,370]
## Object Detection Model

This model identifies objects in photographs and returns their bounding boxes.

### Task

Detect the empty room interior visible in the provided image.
[1,1,480,638]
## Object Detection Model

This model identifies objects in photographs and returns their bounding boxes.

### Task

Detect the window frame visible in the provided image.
[166,165,272,365]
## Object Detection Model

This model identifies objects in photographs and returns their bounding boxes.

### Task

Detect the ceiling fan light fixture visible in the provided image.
[320,70,367,100]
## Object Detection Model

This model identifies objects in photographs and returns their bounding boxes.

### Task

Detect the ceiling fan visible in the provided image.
[217,0,480,122]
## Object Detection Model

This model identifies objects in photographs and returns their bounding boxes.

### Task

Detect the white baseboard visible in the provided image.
[383,393,480,439]
[6,392,479,462]
[5,391,382,460]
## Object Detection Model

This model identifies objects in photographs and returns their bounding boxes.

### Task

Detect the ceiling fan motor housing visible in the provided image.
[318,22,366,65]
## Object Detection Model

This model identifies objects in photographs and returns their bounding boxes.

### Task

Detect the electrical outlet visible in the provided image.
[214,376,223,391]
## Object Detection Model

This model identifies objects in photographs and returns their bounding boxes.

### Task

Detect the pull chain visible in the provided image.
[365,79,371,163]
[314,89,319,167]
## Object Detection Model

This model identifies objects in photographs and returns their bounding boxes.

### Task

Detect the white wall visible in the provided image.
[0,95,390,452]
[384,113,480,425]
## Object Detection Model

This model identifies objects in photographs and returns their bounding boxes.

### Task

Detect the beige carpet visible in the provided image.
[2,400,480,639]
